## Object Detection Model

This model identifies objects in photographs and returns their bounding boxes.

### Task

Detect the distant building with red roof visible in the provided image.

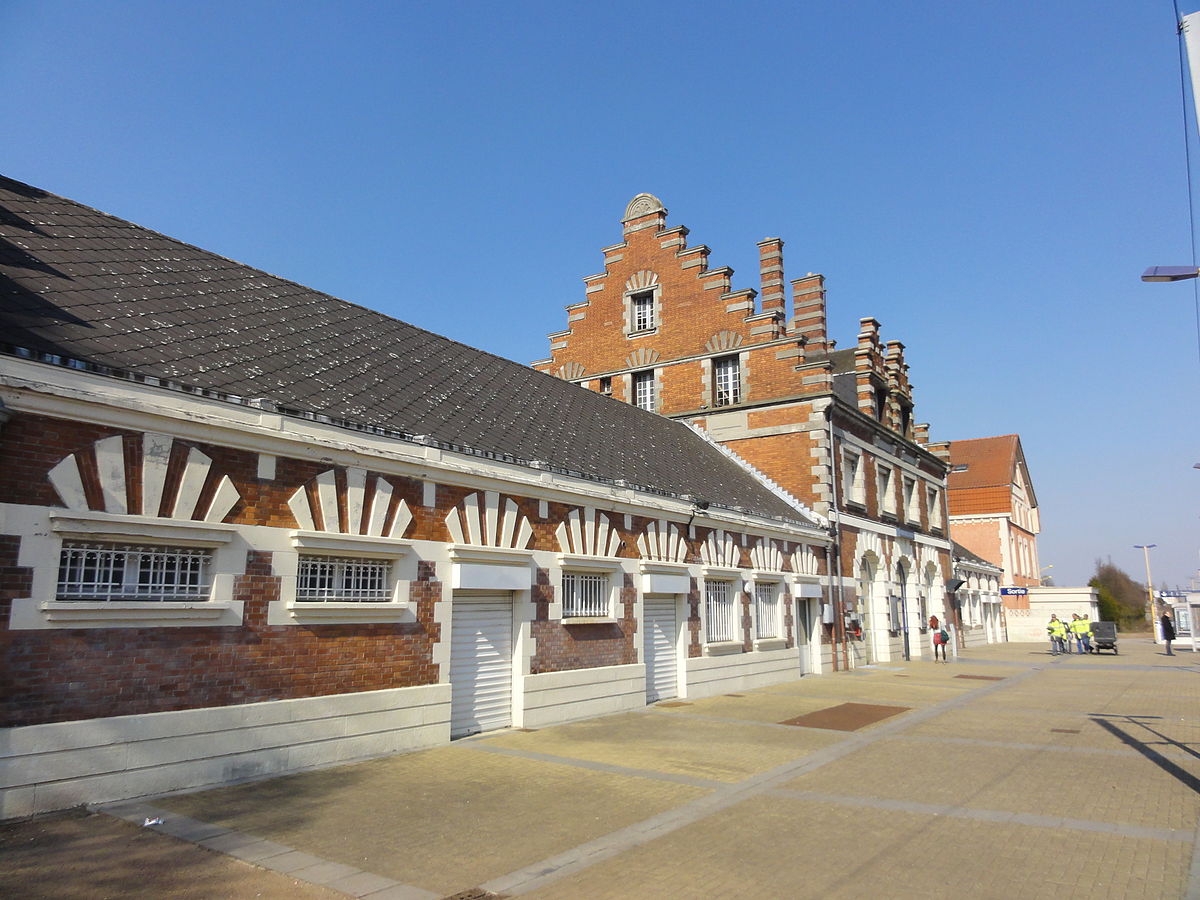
[944,434,1041,612]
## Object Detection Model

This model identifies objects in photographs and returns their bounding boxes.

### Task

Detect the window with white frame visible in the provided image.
[877,465,896,515]
[297,555,391,602]
[927,486,942,530]
[903,476,919,522]
[631,290,655,331]
[888,593,902,633]
[633,370,656,411]
[562,572,610,618]
[713,355,741,407]
[754,583,780,639]
[705,580,737,643]
[57,542,212,602]
[843,450,865,507]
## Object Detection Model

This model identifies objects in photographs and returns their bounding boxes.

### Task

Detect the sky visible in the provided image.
[2,0,1198,589]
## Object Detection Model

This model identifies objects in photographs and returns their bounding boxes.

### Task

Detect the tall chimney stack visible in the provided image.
[791,274,827,352]
[757,238,785,314]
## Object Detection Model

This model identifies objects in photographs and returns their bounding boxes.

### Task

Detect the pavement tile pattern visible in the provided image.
[58,636,1200,898]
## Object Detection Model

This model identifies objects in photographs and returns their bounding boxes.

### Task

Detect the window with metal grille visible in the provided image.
[633,370,655,411]
[754,583,779,639]
[57,542,212,601]
[705,580,736,643]
[713,356,741,406]
[297,555,390,602]
[631,291,655,331]
[562,572,609,618]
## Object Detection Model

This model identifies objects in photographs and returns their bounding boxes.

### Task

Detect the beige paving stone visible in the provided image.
[158,746,708,897]
[524,794,1192,900]
[782,736,1200,832]
[905,706,1192,755]
[479,709,846,781]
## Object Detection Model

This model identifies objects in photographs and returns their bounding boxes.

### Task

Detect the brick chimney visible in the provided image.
[855,318,883,419]
[791,274,827,352]
[757,238,785,314]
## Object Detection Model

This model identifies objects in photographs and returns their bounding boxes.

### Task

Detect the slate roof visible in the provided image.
[946,434,1035,516]
[0,175,818,526]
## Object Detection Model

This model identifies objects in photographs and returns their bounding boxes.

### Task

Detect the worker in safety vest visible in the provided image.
[1071,614,1092,654]
[1047,615,1068,655]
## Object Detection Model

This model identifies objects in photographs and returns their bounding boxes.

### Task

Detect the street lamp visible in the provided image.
[1134,544,1157,627]
[1142,266,1200,282]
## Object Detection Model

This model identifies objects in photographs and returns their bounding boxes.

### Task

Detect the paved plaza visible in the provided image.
[3,636,1198,899]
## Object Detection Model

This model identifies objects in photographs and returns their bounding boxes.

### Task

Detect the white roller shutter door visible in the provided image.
[644,596,678,703]
[450,594,513,738]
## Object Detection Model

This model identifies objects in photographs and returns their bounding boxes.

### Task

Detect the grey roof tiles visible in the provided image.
[0,175,817,526]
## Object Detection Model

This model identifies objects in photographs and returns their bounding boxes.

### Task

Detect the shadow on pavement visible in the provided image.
[1091,715,1200,795]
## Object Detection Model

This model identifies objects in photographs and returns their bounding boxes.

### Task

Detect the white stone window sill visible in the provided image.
[291,531,410,559]
[558,554,624,572]
[626,327,658,339]
[562,615,618,625]
[704,640,744,656]
[754,637,788,651]
[41,601,232,624]
[287,601,412,620]
[50,511,236,547]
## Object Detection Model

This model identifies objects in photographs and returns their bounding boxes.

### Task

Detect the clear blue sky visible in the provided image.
[4,1,1197,589]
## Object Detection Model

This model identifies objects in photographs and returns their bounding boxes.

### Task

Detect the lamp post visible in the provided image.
[1134,544,1157,632]
[1142,266,1200,282]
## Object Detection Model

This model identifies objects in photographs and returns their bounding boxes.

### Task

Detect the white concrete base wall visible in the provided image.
[686,647,799,699]
[521,664,645,728]
[1006,589,1101,643]
[819,643,835,672]
[961,625,989,649]
[0,683,450,819]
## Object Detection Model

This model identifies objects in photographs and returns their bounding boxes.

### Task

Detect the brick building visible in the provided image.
[534,194,985,667]
[0,176,833,817]
[943,433,1042,631]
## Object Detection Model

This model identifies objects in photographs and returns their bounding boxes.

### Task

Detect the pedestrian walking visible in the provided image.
[932,620,949,662]
[1161,612,1176,656]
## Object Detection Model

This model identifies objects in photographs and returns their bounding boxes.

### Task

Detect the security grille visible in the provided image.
[57,542,211,601]
[297,555,390,602]
[713,356,741,406]
[705,580,736,643]
[632,292,655,330]
[562,572,609,617]
[754,583,779,639]
[633,371,655,411]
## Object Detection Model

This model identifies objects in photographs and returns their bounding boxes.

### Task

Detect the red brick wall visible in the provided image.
[530,569,638,674]
[0,548,442,728]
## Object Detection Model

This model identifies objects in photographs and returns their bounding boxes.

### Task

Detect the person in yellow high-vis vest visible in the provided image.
[1071,613,1092,654]
[1047,615,1068,655]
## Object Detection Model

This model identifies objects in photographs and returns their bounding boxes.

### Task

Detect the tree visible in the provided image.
[1088,560,1150,631]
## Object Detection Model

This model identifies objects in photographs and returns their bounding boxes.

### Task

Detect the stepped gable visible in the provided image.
[0,175,814,524]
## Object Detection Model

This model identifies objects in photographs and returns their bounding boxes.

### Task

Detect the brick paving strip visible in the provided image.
[99,802,438,900]
[766,788,1191,843]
